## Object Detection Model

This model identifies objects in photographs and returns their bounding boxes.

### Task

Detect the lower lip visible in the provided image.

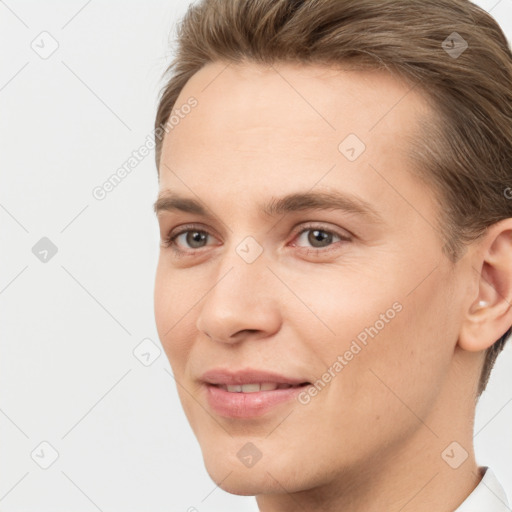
[204,384,308,418]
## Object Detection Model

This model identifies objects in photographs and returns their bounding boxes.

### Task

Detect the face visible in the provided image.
[154,62,470,496]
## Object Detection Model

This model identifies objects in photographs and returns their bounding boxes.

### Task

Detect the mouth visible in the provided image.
[200,369,311,418]
[214,382,309,393]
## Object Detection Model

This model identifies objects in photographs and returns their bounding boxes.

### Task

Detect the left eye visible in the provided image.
[294,228,344,249]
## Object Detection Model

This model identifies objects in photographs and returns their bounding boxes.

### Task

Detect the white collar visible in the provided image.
[454,467,510,511]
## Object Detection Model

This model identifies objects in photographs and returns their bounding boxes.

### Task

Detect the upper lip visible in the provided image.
[200,368,309,386]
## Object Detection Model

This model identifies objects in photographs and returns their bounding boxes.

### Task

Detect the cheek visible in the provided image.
[324,269,457,428]
[154,262,196,368]
[278,264,404,355]
[293,259,455,404]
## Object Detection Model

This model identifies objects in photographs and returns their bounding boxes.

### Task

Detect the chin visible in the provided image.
[199,441,298,496]
[203,459,285,496]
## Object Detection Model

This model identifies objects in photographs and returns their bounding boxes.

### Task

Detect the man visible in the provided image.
[152,0,512,510]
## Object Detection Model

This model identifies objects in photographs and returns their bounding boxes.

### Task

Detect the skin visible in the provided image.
[153,61,512,512]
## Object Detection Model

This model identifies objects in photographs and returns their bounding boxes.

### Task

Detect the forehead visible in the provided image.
[162,61,429,160]
[158,61,434,222]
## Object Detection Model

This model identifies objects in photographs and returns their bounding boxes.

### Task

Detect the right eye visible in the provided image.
[161,225,220,255]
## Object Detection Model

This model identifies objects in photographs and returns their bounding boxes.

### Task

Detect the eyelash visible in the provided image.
[161,223,351,258]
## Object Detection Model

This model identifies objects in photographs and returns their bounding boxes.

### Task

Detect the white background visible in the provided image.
[1,1,511,510]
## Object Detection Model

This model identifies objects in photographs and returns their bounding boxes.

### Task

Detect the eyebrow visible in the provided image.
[153,190,383,223]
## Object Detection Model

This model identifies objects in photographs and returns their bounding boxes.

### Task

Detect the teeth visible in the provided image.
[220,382,286,392]
[240,383,260,393]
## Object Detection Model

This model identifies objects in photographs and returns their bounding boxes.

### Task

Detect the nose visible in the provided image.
[195,248,282,344]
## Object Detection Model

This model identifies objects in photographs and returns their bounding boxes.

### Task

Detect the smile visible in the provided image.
[217,382,306,392]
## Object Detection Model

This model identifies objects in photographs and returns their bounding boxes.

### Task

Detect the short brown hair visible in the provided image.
[154,0,512,395]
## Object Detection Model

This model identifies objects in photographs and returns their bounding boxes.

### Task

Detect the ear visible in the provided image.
[459,219,512,352]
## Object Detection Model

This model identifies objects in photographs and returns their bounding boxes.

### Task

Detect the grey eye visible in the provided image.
[308,230,334,247]
[180,230,209,249]
[297,228,341,249]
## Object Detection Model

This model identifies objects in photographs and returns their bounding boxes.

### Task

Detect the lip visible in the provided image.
[201,368,308,386]
[200,368,310,419]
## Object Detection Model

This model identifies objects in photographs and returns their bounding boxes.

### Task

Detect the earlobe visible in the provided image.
[458,220,512,353]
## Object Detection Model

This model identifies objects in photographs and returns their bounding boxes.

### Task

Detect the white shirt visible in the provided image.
[454,467,510,511]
